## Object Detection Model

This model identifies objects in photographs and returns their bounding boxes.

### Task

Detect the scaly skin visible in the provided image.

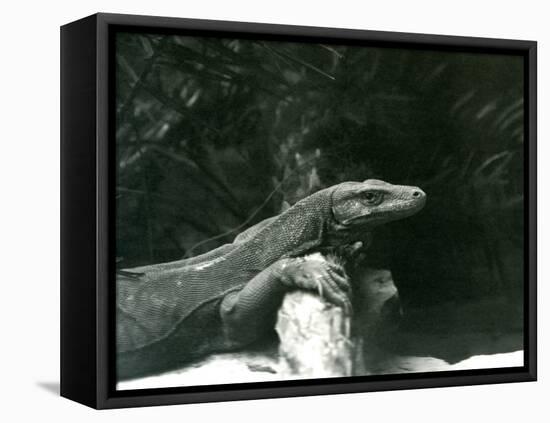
[116,179,426,380]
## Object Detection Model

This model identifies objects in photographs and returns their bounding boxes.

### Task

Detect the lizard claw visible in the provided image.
[279,256,353,316]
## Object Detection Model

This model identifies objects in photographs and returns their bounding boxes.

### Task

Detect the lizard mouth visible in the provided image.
[340,197,426,227]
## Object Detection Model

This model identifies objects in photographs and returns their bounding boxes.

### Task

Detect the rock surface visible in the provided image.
[276,291,353,378]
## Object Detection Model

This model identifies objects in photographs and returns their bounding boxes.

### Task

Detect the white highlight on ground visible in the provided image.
[116,350,523,391]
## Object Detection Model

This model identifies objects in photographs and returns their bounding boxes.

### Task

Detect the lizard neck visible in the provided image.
[246,188,334,266]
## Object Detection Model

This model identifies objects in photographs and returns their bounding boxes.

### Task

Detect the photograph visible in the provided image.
[112,28,527,390]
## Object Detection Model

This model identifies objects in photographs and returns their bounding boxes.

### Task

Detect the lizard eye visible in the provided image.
[363,192,383,205]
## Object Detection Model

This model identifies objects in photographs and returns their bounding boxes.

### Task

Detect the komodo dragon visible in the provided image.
[117,179,426,380]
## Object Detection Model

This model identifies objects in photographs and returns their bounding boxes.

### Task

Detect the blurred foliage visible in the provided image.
[115,32,524,309]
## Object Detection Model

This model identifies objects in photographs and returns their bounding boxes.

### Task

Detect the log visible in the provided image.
[276,291,354,378]
[274,266,401,378]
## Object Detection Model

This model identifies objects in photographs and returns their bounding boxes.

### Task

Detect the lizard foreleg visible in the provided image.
[220,256,352,346]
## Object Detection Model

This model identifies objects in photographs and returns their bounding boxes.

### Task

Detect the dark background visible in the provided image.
[115,32,525,360]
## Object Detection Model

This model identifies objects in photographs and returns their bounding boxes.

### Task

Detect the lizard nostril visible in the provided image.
[412,191,421,198]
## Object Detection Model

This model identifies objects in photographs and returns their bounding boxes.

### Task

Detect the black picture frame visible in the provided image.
[60,12,537,409]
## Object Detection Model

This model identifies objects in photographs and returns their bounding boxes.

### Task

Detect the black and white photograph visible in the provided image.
[1,0,545,418]
[113,28,528,390]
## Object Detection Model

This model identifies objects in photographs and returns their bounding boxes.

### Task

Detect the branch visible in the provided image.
[276,292,353,378]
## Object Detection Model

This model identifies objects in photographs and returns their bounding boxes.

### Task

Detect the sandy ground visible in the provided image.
[117,349,523,390]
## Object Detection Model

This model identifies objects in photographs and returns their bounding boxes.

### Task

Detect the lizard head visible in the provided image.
[328,179,426,242]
